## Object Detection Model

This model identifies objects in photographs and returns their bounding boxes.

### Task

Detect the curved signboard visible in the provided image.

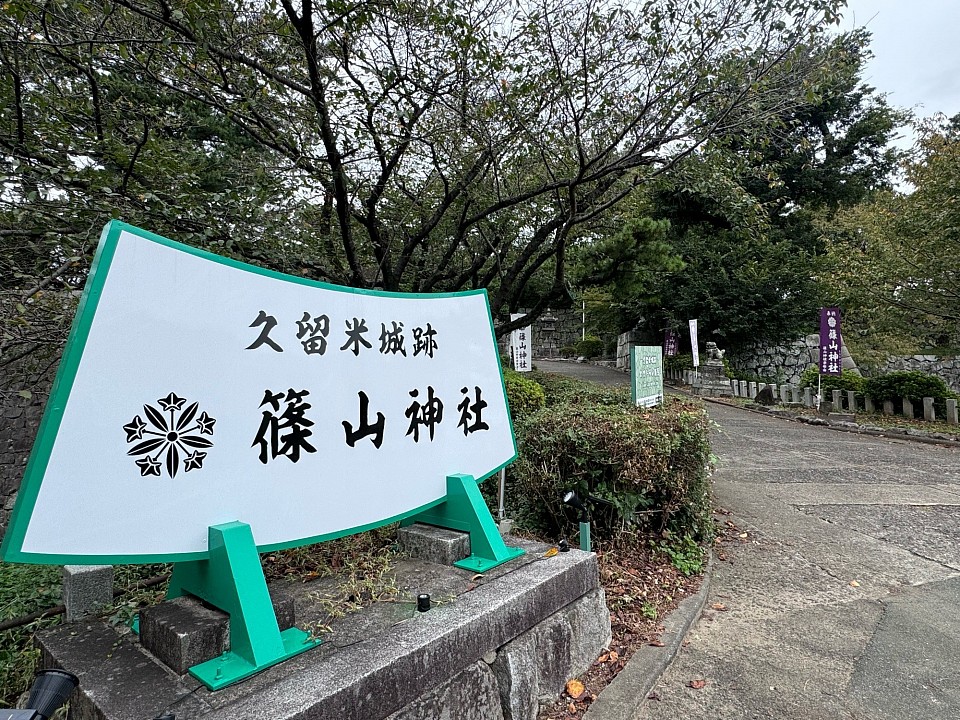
[1,222,516,563]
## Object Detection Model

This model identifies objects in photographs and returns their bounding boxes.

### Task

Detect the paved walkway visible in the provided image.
[537,361,960,720]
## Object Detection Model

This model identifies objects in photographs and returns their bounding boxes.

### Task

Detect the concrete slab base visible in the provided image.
[39,539,609,720]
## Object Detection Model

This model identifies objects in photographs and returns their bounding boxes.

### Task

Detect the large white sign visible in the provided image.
[509,313,532,372]
[1,222,516,562]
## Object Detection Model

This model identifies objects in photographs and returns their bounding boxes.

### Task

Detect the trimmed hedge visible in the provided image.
[799,366,867,395]
[864,370,958,417]
[574,335,605,358]
[502,368,546,419]
[504,379,713,544]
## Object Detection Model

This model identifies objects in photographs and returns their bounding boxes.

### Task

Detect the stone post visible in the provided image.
[902,397,914,418]
[748,381,757,399]
[865,395,875,414]
[780,384,790,403]
[832,389,842,411]
[883,400,894,415]
[847,391,857,413]
[739,381,748,397]
[947,399,959,425]
[63,565,114,621]
[803,387,813,407]
[923,397,936,422]
[791,386,800,403]
[731,380,738,396]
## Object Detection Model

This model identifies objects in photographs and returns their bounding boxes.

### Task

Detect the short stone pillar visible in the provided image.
[903,397,914,418]
[947,399,959,425]
[739,381,747,396]
[803,387,813,407]
[847,391,857,413]
[831,389,842,411]
[62,565,114,621]
[780,384,790,403]
[883,400,894,415]
[791,386,801,404]
[730,380,738,396]
[748,381,757,399]
[923,397,936,422]
[865,395,876,414]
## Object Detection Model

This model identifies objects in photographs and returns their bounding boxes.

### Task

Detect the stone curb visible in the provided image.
[670,384,960,449]
[583,554,713,720]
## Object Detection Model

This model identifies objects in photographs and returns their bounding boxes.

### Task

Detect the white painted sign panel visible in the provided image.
[509,313,532,372]
[689,319,700,367]
[1,222,516,563]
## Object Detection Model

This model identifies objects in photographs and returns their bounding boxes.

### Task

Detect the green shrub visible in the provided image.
[559,345,577,358]
[664,353,694,372]
[507,388,714,544]
[799,366,866,395]
[502,368,546,418]
[864,370,959,417]
[527,370,627,408]
[574,335,605,358]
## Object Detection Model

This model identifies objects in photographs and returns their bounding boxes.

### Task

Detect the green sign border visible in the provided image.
[1,221,518,564]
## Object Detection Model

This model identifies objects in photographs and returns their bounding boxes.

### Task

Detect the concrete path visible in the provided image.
[536,361,960,720]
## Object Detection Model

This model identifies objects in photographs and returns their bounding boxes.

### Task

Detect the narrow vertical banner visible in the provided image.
[819,308,842,376]
[664,329,678,357]
[631,346,664,408]
[689,319,700,367]
[510,313,532,372]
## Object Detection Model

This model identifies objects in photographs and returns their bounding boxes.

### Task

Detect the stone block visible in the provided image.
[923,397,936,422]
[865,395,876,413]
[748,382,757,399]
[139,592,296,674]
[491,588,610,720]
[832,389,842,411]
[385,662,504,720]
[947,399,959,425]
[739,381,748,397]
[883,400,895,415]
[903,397,914,418]
[730,380,738,396]
[398,523,471,566]
[803,387,813,407]
[780,384,790,402]
[847,391,857,412]
[62,565,113,622]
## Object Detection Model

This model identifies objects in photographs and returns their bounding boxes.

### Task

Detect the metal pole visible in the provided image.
[578,521,591,552]
[497,468,506,521]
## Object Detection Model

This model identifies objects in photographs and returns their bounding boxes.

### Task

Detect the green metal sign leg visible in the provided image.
[167,521,319,690]
[405,474,524,572]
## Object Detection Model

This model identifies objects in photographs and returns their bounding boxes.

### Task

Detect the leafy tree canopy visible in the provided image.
[1,0,849,374]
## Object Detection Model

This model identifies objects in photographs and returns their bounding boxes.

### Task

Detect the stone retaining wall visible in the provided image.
[726,334,858,385]
[882,355,960,394]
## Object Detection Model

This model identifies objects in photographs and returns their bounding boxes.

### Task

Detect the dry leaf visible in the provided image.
[849,580,860,587]
[711,603,728,611]
[597,653,609,663]
[566,679,586,699]
[471,573,484,581]
[688,679,707,689]
[568,702,576,712]
[543,547,559,558]
[649,639,665,647]
[466,583,477,591]
[608,650,619,661]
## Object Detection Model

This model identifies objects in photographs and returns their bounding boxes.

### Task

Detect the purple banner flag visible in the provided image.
[819,307,842,376]
[664,329,679,357]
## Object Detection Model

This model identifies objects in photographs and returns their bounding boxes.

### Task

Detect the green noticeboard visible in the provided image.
[631,346,663,408]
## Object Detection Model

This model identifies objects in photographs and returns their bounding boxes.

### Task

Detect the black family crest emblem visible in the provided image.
[123,393,216,478]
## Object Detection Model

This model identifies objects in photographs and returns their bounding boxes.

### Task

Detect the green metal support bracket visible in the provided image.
[167,521,320,690]
[404,473,524,572]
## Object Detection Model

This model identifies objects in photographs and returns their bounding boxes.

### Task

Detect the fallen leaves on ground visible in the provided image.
[688,679,707,689]
[537,540,703,720]
[565,679,586,699]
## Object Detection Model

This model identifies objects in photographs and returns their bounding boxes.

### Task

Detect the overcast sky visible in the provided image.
[840,0,960,131]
